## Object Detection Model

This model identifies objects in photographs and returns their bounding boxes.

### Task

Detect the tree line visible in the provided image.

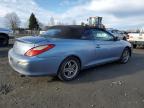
[4,12,77,31]
[5,12,43,31]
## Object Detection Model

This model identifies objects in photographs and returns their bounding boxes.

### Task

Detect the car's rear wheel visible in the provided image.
[58,57,81,81]
[120,48,130,64]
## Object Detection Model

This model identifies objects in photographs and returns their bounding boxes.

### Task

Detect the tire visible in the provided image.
[58,57,81,81]
[119,48,130,64]
[133,44,137,49]
[0,35,9,46]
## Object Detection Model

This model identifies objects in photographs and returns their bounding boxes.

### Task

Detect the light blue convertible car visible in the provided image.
[8,26,132,81]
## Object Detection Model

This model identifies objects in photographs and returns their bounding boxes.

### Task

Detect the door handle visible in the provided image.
[96,44,100,48]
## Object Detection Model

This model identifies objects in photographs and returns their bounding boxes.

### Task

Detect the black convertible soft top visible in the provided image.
[49,25,105,30]
[43,25,106,39]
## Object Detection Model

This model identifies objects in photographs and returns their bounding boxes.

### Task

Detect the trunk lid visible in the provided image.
[13,36,49,55]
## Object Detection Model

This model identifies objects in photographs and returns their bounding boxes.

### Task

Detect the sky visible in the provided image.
[0,0,144,29]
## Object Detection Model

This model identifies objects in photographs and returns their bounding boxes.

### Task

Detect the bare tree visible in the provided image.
[5,12,21,31]
[57,21,64,25]
[50,17,55,26]
[38,22,45,30]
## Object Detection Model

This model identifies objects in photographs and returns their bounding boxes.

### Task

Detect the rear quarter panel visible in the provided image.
[37,39,96,69]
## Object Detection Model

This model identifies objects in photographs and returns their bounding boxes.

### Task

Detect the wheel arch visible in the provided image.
[125,46,132,56]
[62,55,82,68]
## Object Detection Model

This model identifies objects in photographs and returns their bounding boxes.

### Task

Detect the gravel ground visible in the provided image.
[0,44,144,108]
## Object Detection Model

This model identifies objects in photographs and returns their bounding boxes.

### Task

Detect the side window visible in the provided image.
[81,30,92,40]
[92,30,114,41]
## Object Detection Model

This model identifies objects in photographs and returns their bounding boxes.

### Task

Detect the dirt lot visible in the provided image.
[0,44,144,108]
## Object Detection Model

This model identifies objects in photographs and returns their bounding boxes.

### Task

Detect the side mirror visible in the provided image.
[114,36,118,41]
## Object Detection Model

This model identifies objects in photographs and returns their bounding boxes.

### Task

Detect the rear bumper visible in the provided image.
[8,49,61,76]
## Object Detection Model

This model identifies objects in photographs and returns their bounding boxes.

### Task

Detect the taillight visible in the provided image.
[25,44,55,57]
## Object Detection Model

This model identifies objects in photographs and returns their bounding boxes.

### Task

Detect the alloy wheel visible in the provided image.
[63,60,78,79]
[121,49,130,63]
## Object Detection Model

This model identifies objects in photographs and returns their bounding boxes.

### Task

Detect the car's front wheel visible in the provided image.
[120,48,130,64]
[58,57,81,81]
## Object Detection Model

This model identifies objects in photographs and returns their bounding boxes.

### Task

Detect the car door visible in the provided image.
[91,29,123,64]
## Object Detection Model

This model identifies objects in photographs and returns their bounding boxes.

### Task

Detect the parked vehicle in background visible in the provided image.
[9,25,132,81]
[128,31,144,48]
[0,28,14,46]
[107,28,129,41]
[39,30,46,35]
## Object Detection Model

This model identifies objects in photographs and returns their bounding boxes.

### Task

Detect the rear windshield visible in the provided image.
[40,28,85,39]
